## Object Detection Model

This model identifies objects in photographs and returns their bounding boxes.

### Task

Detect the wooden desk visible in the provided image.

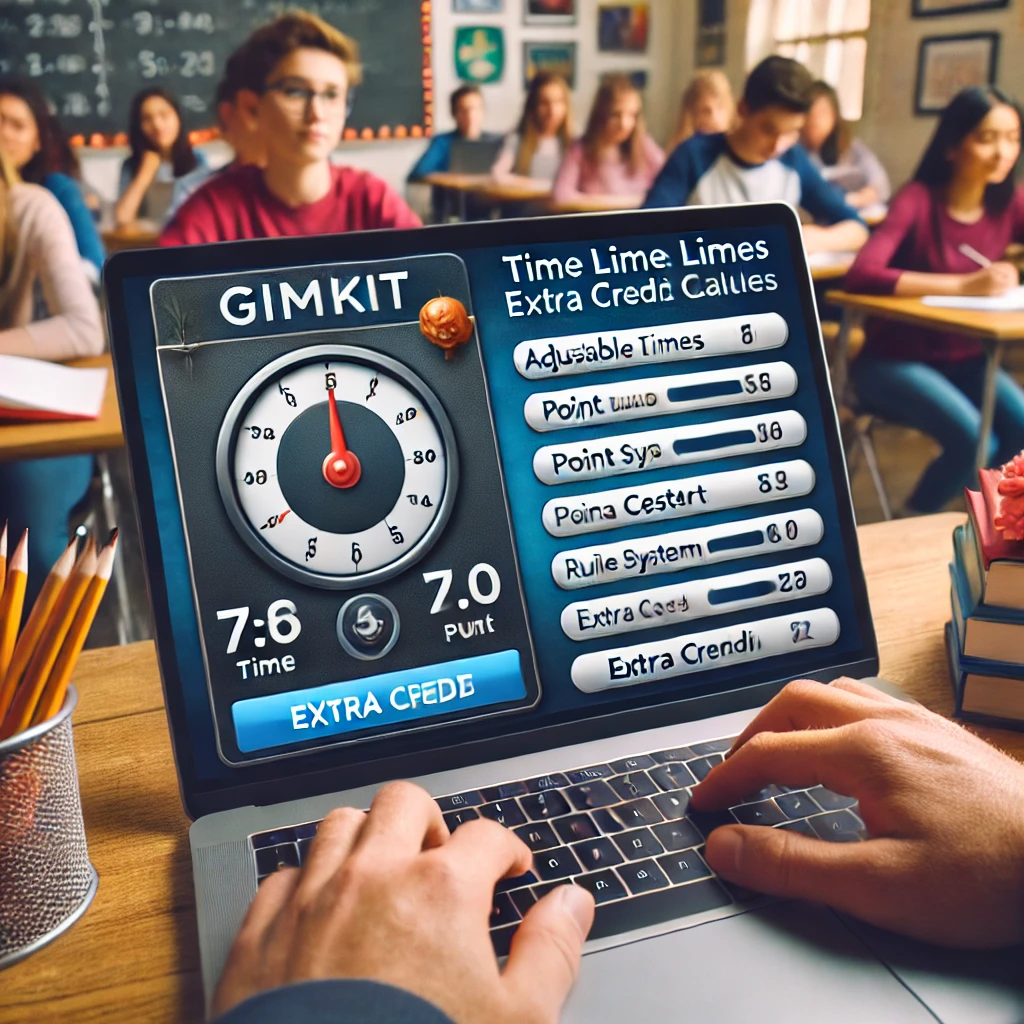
[422,172,551,219]
[544,195,638,215]
[4,511,1018,1024]
[0,354,123,463]
[102,221,160,253]
[809,253,855,282]
[826,290,1024,471]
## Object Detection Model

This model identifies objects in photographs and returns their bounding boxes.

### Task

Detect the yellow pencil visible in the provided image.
[0,530,27,689]
[31,534,117,726]
[1,541,97,739]
[0,537,77,724]
[0,521,8,601]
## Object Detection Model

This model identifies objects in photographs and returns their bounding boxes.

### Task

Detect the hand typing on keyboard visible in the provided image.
[691,677,1024,948]
[213,781,595,1023]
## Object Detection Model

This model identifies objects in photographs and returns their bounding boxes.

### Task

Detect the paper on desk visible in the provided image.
[807,250,858,267]
[0,353,107,420]
[921,286,1024,311]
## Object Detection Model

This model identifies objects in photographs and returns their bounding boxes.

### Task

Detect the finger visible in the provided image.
[502,884,594,1017]
[295,805,367,896]
[829,676,911,707]
[238,864,303,940]
[355,780,449,858]
[693,725,869,810]
[704,824,905,924]
[441,817,533,892]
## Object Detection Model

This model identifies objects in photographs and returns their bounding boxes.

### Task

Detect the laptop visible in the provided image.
[104,203,1024,1022]
[448,136,504,175]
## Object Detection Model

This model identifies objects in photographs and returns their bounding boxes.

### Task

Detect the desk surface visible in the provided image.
[0,354,123,463]
[809,254,855,281]
[422,171,551,204]
[102,221,161,253]
[826,289,1024,341]
[3,511,1018,1024]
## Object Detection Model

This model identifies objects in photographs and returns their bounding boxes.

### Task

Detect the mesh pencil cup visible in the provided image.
[0,685,97,968]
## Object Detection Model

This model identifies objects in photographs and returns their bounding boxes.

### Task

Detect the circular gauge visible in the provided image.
[216,344,458,588]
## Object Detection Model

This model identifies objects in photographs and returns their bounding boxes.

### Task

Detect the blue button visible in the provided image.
[232,650,526,753]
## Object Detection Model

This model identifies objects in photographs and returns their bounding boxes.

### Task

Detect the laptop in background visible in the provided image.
[448,136,503,174]
[103,203,1024,1022]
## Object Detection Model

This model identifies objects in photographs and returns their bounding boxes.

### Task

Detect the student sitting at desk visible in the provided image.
[491,72,573,187]
[845,86,1024,515]
[0,151,104,600]
[408,84,500,180]
[161,12,420,245]
[643,56,868,255]
[800,80,890,211]
[0,77,105,282]
[665,68,736,154]
[115,87,206,228]
[551,73,664,208]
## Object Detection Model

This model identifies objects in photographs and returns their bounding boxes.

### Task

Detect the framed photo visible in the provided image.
[696,26,726,66]
[598,4,650,53]
[454,26,505,83]
[915,32,998,114]
[523,41,576,88]
[453,0,504,11]
[601,69,648,91]
[523,0,576,26]
[912,0,1007,17]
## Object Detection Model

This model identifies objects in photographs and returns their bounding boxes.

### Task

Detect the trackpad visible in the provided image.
[564,901,933,1023]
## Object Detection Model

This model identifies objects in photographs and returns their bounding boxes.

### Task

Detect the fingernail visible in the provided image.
[558,883,595,936]
[708,827,744,876]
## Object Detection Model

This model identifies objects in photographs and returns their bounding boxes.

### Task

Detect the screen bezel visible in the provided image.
[104,202,878,819]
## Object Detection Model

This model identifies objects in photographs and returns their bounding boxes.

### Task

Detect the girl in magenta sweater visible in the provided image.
[846,86,1024,514]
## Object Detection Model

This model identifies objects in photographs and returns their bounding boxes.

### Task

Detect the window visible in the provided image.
[746,0,870,120]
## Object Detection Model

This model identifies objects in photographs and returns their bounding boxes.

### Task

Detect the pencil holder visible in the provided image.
[0,685,97,968]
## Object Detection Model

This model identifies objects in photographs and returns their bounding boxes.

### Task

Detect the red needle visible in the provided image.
[323,387,362,488]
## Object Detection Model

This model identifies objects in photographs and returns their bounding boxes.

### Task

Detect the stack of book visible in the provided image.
[947,467,1024,727]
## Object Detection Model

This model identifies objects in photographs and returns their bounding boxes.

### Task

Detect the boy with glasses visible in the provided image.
[161,12,420,245]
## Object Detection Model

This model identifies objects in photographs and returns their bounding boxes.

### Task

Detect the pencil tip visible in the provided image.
[0,521,7,556]
[11,530,28,571]
[108,527,119,545]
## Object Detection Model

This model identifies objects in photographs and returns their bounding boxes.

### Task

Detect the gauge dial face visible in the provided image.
[216,345,458,588]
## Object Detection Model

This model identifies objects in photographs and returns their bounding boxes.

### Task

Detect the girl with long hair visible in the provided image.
[846,86,1024,514]
[666,69,735,153]
[491,72,572,184]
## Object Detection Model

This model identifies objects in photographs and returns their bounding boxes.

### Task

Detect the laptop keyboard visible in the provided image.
[249,735,864,955]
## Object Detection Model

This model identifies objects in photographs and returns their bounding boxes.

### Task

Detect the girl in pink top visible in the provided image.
[551,75,664,208]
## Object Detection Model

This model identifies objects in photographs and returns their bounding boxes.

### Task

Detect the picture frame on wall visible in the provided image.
[523,41,576,87]
[454,26,505,83]
[912,0,1008,17]
[523,0,576,26]
[597,4,650,53]
[601,68,648,91]
[915,32,999,114]
[453,0,504,11]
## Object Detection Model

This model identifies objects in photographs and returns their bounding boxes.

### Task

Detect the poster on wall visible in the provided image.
[454,26,505,83]
[454,0,504,11]
[524,0,577,26]
[523,41,576,87]
[597,4,650,52]
[915,32,999,114]
[696,0,726,67]
[912,0,1007,17]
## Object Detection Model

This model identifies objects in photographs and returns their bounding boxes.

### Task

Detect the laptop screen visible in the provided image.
[106,204,875,809]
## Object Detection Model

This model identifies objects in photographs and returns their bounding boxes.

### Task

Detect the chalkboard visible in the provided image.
[0,0,431,143]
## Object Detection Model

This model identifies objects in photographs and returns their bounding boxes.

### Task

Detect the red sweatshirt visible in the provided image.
[160,163,421,246]
[845,181,1024,362]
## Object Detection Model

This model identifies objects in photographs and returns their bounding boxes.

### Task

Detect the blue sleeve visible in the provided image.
[212,979,455,1024]
[118,160,133,196]
[43,173,105,273]
[642,135,718,209]
[408,135,453,180]
[788,145,863,226]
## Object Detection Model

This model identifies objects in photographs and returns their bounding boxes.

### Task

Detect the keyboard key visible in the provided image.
[649,762,696,792]
[651,791,690,820]
[510,888,537,915]
[685,754,724,781]
[524,773,569,793]
[574,869,629,904]
[436,791,484,812]
[739,784,785,803]
[495,870,538,893]
[650,746,694,763]
[807,787,858,811]
[591,808,626,834]
[520,791,571,821]
[491,925,518,958]
[490,892,521,929]
[732,800,787,827]
[481,781,528,802]
[658,851,712,886]
[479,800,527,828]
[513,822,560,852]
[572,837,624,871]
[651,819,703,852]
[532,880,573,900]
[251,830,296,850]
[778,818,815,837]
[776,792,821,819]
[610,798,665,829]
[566,765,614,784]
[689,808,736,840]
[444,808,480,831]
[255,844,298,875]
[617,859,670,895]
[589,878,731,940]
[612,827,665,860]
[294,821,320,840]
[535,847,583,881]
[689,738,735,756]
[554,814,600,843]
[610,754,656,773]
[297,838,313,865]
[608,772,658,801]
[566,781,618,810]
[809,810,863,842]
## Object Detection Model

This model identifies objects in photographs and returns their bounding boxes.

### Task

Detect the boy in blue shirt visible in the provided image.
[645,56,868,255]
[408,84,500,180]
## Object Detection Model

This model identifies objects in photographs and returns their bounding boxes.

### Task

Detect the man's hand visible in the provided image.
[212,781,595,1023]
[691,678,1024,948]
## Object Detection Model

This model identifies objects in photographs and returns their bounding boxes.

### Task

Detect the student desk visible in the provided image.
[808,253,855,282]
[826,291,1024,472]
[0,511,1017,1024]
[422,172,551,220]
[102,221,161,253]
